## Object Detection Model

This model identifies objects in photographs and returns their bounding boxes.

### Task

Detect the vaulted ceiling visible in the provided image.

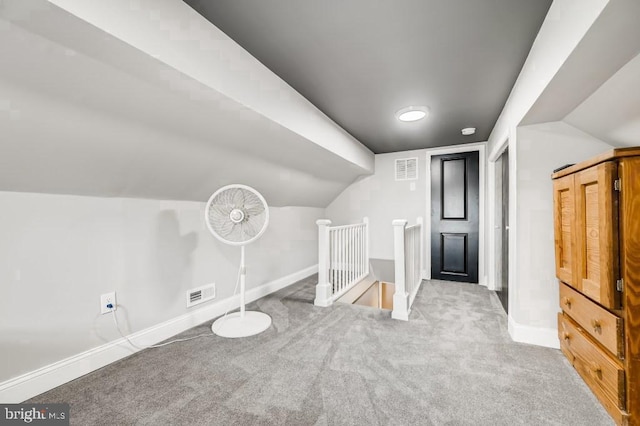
[0,0,373,207]
[0,0,559,207]
[185,0,552,153]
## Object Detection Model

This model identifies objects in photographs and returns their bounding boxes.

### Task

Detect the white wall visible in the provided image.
[509,121,613,346]
[0,191,322,384]
[488,0,608,157]
[482,0,612,347]
[564,52,640,147]
[325,151,427,260]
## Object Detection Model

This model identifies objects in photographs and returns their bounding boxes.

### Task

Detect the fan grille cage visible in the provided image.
[205,185,269,245]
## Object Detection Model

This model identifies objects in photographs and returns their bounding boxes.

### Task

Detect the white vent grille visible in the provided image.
[395,157,418,181]
[186,283,215,308]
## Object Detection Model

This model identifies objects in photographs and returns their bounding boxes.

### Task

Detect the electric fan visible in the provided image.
[205,184,272,338]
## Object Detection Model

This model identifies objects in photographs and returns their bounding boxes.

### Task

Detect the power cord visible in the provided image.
[109,308,213,349]
[108,264,242,350]
[211,262,242,333]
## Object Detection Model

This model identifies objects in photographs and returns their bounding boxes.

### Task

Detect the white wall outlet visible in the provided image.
[100,291,117,315]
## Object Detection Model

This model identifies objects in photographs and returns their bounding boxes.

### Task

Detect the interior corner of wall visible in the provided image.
[508,315,559,349]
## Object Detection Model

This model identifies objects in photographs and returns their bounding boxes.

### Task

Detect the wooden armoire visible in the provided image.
[552,147,640,425]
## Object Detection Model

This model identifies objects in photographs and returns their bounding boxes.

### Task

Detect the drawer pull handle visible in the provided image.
[562,332,570,342]
[591,319,601,332]
[589,362,602,379]
[562,297,572,309]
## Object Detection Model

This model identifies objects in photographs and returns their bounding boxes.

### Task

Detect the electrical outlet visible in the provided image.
[100,291,117,315]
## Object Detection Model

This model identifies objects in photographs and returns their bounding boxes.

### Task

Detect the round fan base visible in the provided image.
[211,311,272,338]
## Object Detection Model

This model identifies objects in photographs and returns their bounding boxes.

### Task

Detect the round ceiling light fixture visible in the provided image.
[461,127,476,136]
[396,106,430,122]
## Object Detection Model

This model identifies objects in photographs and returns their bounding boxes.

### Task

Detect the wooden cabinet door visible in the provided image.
[553,174,577,288]
[574,162,620,309]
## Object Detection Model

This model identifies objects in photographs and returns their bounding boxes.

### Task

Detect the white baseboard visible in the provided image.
[508,315,560,349]
[0,264,318,403]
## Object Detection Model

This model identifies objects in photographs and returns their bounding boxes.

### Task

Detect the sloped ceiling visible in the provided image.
[0,0,373,207]
[564,52,640,148]
[521,0,640,148]
[185,0,552,153]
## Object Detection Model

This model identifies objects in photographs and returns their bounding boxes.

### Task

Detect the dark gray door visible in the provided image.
[497,148,509,312]
[430,151,480,283]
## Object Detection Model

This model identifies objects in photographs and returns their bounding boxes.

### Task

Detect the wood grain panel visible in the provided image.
[560,282,624,358]
[558,314,627,424]
[553,174,577,288]
[574,162,619,309]
[620,158,640,425]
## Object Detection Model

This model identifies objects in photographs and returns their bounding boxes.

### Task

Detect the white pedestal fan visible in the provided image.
[205,184,272,338]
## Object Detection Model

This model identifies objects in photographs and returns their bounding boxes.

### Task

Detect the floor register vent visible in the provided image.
[186,283,216,308]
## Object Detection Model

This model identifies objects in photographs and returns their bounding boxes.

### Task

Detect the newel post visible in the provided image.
[417,216,425,280]
[392,219,410,321]
[314,219,333,307]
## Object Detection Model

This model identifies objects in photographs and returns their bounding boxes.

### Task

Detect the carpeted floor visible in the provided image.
[28,275,613,425]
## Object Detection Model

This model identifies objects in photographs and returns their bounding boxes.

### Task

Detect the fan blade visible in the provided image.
[242,218,258,238]
[214,188,230,205]
[243,204,265,216]
[232,188,245,208]
[208,204,232,218]
[229,222,244,242]
[216,217,236,238]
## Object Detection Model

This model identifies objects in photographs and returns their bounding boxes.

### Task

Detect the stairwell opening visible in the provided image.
[336,259,395,310]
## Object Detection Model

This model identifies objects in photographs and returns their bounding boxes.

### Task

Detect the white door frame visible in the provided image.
[424,142,487,286]
[487,140,509,291]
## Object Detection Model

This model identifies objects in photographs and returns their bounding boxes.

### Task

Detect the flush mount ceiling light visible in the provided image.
[396,106,429,122]
[461,127,476,136]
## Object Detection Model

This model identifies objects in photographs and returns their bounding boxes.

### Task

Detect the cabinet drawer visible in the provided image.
[558,313,626,420]
[560,282,624,358]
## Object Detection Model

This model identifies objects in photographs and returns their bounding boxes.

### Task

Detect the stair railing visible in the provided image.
[314,217,369,307]
[392,217,424,320]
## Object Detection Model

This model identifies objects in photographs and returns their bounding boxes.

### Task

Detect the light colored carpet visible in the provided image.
[28,275,613,425]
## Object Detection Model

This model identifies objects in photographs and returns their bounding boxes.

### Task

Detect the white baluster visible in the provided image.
[330,229,335,294]
[351,226,355,282]
[358,225,362,279]
[348,226,352,284]
[339,228,344,293]
[417,217,424,281]
[363,217,370,275]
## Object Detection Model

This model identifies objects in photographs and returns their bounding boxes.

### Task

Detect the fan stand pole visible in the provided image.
[239,245,245,318]
[211,244,272,338]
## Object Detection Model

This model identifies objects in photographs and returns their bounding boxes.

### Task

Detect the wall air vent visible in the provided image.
[395,157,418,181]
[186,283,215,308]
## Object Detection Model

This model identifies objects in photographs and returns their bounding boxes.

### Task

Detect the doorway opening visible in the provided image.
[494,147,509,313]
